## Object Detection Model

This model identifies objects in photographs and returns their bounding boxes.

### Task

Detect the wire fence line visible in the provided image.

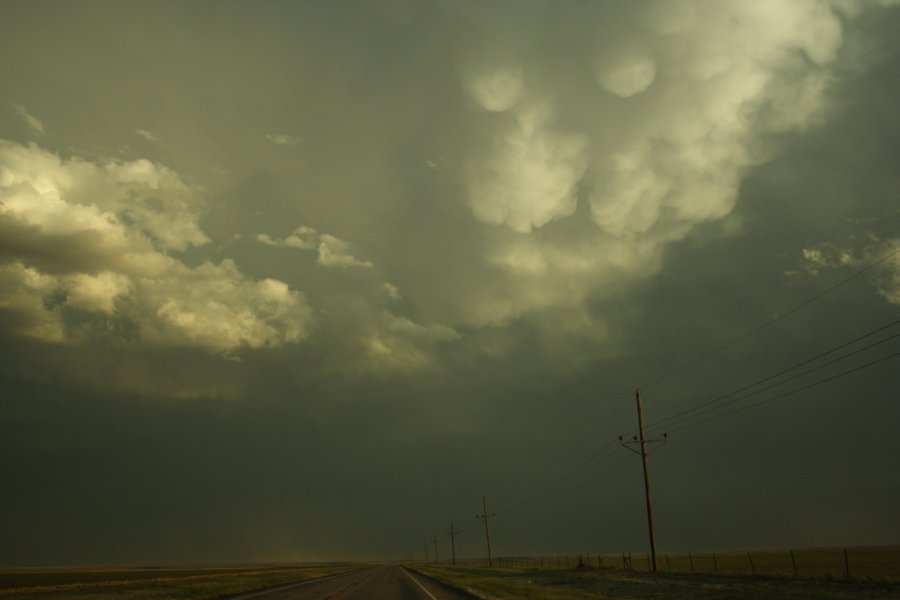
[439,547,900,581]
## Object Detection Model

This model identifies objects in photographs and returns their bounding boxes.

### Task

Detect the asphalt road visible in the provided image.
[229,565,478,600]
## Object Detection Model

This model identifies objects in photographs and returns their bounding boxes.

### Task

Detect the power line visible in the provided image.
[640,246,900,390]
[645,321,900,434]
[508,441,622,513]
[502,393,632,514]
[649,332,898,433]
[666,351,899,434]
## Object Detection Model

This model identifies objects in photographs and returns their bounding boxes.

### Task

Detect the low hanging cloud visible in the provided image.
[257,226,373,268]
[0,139,312,353]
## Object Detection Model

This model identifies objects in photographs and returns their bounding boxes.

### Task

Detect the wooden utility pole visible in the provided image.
[619,389,666,572]
[433,532,439,564]
[476,496,495,567]
[448,521,458,565]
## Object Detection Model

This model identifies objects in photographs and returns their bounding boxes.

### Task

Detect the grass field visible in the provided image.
[412,546,900,600]
[0,564,351,600]
[414,563,900,600]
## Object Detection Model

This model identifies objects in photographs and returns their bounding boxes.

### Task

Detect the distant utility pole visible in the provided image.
[619,389,667,572]
[448,521,459,565]
[424,541,429,562]
[476,496,495,567]
[433,532,439,563]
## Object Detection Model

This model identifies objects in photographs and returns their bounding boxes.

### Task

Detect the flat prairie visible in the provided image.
[0,564,350,600]
[414,549,900,600]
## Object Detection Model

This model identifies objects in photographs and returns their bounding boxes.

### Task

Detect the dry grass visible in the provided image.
[414,561,900,600]
[0,565,352,600]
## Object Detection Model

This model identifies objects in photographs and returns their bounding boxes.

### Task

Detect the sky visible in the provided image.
[0,0,898,566]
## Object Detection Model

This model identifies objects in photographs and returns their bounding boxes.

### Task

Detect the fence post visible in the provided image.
[790,550,797,578]
[844,548,850,579]
[713,553,718,574]
[748,552,755,575]
[689,552,694,574]
[665,554,671,570]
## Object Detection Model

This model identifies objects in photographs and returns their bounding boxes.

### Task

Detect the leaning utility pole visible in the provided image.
[476,496,495,567]
[448,521,459,565]
[433,532,439,563]
[619,389,667,572]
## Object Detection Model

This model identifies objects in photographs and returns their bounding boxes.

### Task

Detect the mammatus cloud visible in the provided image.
[265,133,302,146]
[12,104,45,136]
[464,67,525,112]
[595,50,657,98]
[257,226,373,269]
[465,103,589,233]
[446,0,892,327]
[0,139,312,353]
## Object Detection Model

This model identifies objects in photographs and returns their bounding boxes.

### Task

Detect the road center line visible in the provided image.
[400,567,439,600]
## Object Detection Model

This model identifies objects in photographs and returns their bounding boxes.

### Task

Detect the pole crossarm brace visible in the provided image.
[619,433,668,455]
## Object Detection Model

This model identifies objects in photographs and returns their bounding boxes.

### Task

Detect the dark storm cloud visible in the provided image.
[0,0,898,564]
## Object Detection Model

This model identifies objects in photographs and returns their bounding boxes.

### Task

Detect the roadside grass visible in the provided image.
[0,565,351,600]
[413,563,900,600]
[488,546,900,581]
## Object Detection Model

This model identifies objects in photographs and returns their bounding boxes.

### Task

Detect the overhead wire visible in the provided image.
[639,246,900,390]
[502,393,632,514]
[644,320,900,434]
[665,351,899,434]
[647,333,899,434]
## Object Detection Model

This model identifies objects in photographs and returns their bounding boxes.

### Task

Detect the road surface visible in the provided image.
[228,565,478,599]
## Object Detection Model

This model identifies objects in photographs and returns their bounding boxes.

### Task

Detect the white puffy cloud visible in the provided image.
[63,271,132,313]
[257,226,372,268]
[0,141,208,256]
[257,225,318,250]
[0,262,65,343]
[0,140,313,354]
[142,260,311,353]
[362,311,459,371]
[317,234,373,269]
